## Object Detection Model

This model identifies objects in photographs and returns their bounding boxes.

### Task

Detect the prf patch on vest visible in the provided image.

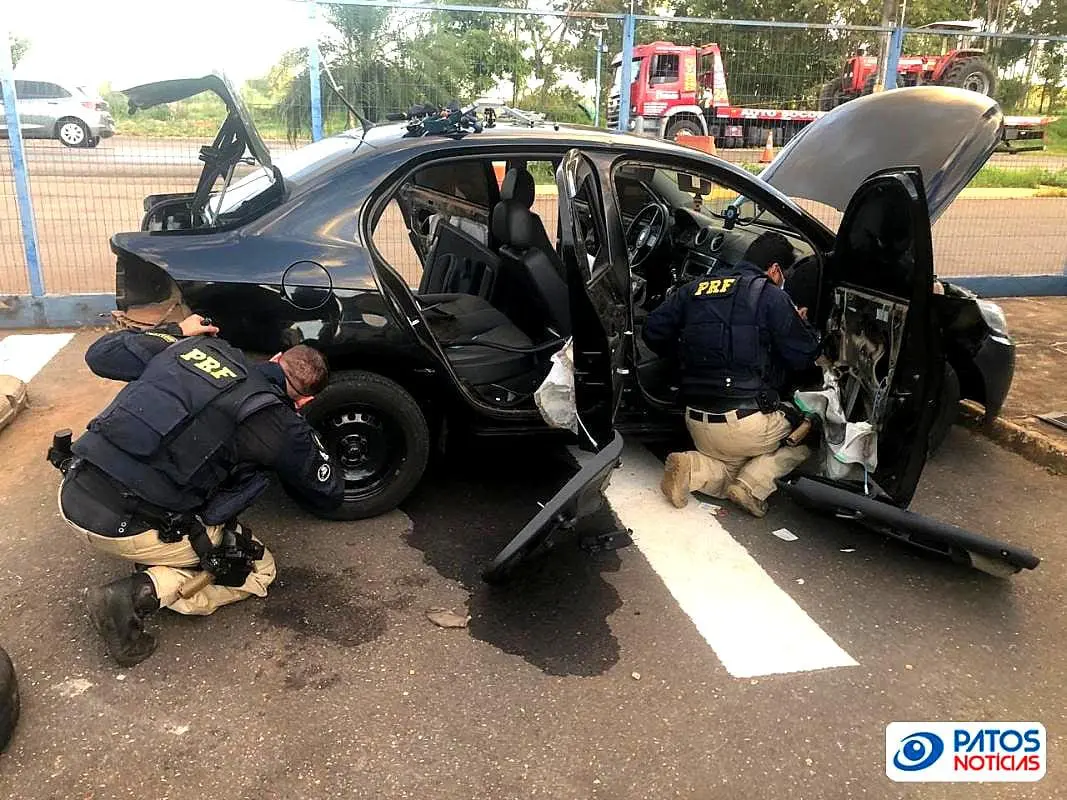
[693,277,738,297]
[177,345,242,384]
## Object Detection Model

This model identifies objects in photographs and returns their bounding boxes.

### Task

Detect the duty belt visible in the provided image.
[687,407,764,424]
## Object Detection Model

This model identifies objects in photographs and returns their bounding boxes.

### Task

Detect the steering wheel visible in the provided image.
[625,202,669,269]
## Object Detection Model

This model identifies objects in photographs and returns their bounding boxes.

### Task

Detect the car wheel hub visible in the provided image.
[60,123,84,144]
[340,432,370,467]
[327,409,401,493]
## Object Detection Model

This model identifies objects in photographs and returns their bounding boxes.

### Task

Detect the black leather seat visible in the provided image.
[490,168,572,337]
[417,293,540,387]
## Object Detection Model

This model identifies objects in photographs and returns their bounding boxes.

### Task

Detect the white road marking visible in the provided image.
[604,441,859,678]
[0,333,75,383]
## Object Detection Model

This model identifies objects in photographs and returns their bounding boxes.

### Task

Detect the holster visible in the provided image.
[199,521,264,587]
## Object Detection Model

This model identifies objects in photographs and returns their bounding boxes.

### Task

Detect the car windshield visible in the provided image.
[628,166,791,230]
[209,133,365,217]
[611,58,642,93]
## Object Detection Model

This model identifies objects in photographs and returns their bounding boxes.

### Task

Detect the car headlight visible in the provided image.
[977,299,1009,337]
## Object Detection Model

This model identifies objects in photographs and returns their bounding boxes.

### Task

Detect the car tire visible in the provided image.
[0,645,19,753]
[56,118,90,148]
[297,371,430,521]
[928,363,961,457]
[665,118,703,140]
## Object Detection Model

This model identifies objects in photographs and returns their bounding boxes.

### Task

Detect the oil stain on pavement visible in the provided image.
[402,440,624,678]
[261,566,414,648]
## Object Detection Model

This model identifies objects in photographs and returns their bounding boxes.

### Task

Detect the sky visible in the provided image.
[8,0,313,90]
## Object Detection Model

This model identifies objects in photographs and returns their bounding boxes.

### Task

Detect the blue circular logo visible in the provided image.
[893,732,945,771]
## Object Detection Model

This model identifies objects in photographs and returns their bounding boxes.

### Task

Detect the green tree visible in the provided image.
[9,35,29,68]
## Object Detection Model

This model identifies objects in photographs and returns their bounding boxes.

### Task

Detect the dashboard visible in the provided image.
[668,207,812,282]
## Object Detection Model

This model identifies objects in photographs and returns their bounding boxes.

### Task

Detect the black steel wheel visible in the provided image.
[0,645,18,753]
[296,371,430,520]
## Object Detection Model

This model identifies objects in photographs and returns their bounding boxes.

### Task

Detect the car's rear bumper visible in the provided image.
[92,114,117,138]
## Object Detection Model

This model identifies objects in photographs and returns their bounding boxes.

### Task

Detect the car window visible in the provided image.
[650,54,680,85]
[39,82,71,99]
[373,198,423,288]
[13,81,71,100]
[414,162,491,207]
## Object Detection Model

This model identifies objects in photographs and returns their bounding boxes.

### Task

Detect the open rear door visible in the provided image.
[778,168,1039,577]
[483,149,631,584]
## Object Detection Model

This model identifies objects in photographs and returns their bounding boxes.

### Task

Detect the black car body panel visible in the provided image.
[106,86,1030,578]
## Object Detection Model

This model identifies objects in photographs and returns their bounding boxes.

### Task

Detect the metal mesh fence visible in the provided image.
[0,155,30,295]
[1,5,1064,298]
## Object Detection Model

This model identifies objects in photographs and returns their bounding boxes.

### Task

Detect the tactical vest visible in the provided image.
[72,336,283,513]
[678,265,775,406]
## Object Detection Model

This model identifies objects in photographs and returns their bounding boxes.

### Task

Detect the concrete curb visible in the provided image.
[957,400,1067,475]
[0,376,29,434]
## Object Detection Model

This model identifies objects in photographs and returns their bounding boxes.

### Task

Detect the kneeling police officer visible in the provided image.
[51,315,343,666]
[643,231,821,517]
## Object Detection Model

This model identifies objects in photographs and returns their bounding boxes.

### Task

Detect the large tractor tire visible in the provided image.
[939,57,997,96]
[0,645,18,753]
[818,77,847,111]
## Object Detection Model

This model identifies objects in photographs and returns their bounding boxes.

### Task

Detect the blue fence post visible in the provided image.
[308,1,324,141]
[0,23,45,298]
[883,26,904,90]
[618,12,636,132]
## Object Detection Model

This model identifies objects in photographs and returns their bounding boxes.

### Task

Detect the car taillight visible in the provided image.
[82,101,95,110]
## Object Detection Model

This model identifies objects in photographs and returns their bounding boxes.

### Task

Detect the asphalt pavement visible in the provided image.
[0,331,1063,799]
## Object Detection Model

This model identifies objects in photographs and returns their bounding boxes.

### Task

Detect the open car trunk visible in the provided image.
[119,72,280,232]
[777,167,1039,576]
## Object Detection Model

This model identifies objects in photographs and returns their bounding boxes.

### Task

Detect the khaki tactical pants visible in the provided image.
[60,496,276,615]
[684,407,811,501]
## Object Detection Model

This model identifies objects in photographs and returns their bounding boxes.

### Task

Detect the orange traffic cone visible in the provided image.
[759,129,775,163]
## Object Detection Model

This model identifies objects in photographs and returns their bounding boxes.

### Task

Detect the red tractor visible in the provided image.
[819,21,997,110]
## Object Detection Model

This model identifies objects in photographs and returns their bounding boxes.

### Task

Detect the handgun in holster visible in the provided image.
[46,429,75,474]
[779,402,815,447]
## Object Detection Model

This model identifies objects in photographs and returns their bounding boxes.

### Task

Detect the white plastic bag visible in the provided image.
[534,338,578,434]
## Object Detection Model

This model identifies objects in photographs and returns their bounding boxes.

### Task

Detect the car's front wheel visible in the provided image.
[297,371,431,520]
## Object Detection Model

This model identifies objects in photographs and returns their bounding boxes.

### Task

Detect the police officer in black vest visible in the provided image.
[55,315,343,666]
[642,231,821,517]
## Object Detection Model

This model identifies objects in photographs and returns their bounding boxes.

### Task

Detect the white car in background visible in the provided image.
[0,77,115,147]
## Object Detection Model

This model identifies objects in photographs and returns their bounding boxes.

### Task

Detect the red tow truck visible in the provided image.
[608,40,1053,151]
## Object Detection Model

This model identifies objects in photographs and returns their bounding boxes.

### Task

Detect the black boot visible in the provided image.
[85,572,161,667]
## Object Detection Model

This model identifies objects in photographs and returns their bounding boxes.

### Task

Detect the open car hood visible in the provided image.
[121,72,271,170]
[759,86,1002,225]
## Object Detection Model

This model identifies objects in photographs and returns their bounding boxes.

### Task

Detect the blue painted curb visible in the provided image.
[951,275,1067,298]
[0,295,116,330]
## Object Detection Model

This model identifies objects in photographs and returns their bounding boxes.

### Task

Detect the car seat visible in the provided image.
[490,168,572,339]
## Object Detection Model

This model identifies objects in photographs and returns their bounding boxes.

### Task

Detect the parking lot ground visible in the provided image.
[994,297,1067,458]
[0,331,1064,799]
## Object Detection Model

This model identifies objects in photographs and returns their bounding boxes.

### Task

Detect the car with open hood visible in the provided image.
[107,74,1034,581]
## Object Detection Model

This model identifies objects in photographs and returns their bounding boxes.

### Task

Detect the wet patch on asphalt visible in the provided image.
[401,440,624,677]
[261,566,414,648]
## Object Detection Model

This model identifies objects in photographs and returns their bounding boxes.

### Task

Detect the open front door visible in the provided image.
[779,168,1040,577]
[483,149,631,584]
